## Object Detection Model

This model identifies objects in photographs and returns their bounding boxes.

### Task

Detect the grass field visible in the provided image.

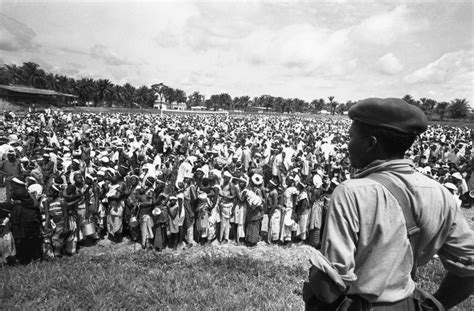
[1,207,473,310]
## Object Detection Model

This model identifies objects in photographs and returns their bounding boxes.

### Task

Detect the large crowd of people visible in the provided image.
[0,110,472,265]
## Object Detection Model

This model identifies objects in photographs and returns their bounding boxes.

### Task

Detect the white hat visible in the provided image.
[28,184,43,197]
[313,174,323,188]
[443,183,458,192]
[152,207,161,216]
[12,177,25,185]
[452,172,463,180]
[251,174,263,186]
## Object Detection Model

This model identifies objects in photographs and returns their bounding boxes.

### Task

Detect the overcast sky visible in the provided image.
[0,0,472,104]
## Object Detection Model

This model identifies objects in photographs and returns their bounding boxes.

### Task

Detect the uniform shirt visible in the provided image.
[322,159,474,303]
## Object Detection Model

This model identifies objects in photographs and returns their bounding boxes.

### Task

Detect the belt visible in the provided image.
[348,296,415,311]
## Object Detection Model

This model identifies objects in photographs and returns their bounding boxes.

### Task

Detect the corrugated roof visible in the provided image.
[0,85,77,97]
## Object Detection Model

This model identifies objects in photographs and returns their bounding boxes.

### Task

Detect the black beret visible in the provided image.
[348,98,428,134]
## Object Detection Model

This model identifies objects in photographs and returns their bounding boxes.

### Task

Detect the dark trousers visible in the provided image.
[16,237,42,264]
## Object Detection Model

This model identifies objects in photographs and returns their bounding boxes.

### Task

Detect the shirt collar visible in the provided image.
[354,159,416,179]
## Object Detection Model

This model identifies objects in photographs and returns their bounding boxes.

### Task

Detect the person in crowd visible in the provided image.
[9,177,42,264]
[243,174,264,247]
[0,150,21,202]
[42,184,68,258]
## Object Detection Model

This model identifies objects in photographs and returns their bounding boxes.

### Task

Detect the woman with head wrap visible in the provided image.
[106,175,125,243]
[295,181,310,242]
[167,195,185,250]
[122,174,140,240]
[266,178,280,243]
[182,173,197,246]
[9,177,42,264]
[42,184,68,258]
[136,176,156,249]
[218,171,236,244]
[242,174,264,246]
[280,175,298,245]
[195,192,210,245]
[152,188,169,252]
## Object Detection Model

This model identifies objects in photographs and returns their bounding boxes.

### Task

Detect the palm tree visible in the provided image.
[3,64,22,85]
[188,91,204,109]
[402,94,420,107]
[121,83,136,108]
[310,98,325,113]
[134,85,156,108]
[20,62,46,88]
[273,97,284,113]
[75,78,96,105]
[56,75,72,93]
[95,79,114,106]
[283,98,293,113]
[419,98,437,117]
[435,101,449,121]
[328,96,337,115]
[44,73,57,91]
[233,96,251,111]
[449,98,469,119]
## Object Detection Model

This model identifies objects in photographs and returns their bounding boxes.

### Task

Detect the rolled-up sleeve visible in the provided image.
[321,184,359,282]
[438,206,474,277]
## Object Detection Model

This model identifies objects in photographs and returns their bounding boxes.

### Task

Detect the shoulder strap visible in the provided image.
[366,173,420,280]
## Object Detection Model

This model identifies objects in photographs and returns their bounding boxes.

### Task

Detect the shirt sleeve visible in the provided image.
[437,205,474,277]
[321,184,359,283]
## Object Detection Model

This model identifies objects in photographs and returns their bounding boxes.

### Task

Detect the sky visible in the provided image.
[0,0,472,104]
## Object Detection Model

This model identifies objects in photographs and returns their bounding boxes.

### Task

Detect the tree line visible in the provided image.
[0,62,471,119]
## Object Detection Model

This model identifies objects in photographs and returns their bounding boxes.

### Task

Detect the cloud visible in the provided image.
[349,5,429,46]
[376,53,404,75]
[180,71,216,88]
[59,47,88,56]
[90,44,130,66]
[154,30,180,48]
[240,24,353,77]
[0,14,39,51]
[404,49,473,84]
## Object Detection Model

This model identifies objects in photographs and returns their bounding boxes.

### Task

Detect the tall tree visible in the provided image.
[44,73,57,91]
[20,62,46,88]
[134,85,156,108]
[121,83,136,108]
[151,83,169,103]
[3,64,22,84]
[434,101,449,121]
[402,94,420,107]
[419,97,437,116]
[173,88,187,104]
[449,98,470,119]
[328,96,338,115]
[75,78,96,105]
[188,91,205,108]
[233,96,251,111]
[95,79,114,106]
[310,99,322,113]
